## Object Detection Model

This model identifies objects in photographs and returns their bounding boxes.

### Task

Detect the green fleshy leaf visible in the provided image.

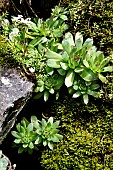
[35,137,42,144]
[83,59,89,68]
[35,125,41,135]
[57,68,66,76]
[46,67,54,75]
[73,85,79,90]
[83,38,93,49]
[68,87,75,94]
[44,91,49,101]
[43,140,48,146]
[75,32,83,49]
[73,91,81,98]
[60,62,69,70]
[55,76,64,90]
[41,118,47,127]
[87,46,97,59]
[62,39,71,54]
[100,57,111,69]
[29,38,40,47]
[37,80,44,86]
[33,122,40,129]
[98,74,106,82]
[60,14,67,20]
[20,126,26,134]
[103,66,113,72]
[65,32,75,46]
[56,92,60,100]
[23,144,28,148]
[53,29,63,37]
[62,51,69,62]
[47,59,61,68]
[74,67,84,73]
[51,136,59,142]
[65,70,75,87]
[21,119,28,129]
[33,92,43,99]
[16,124,21,132]
[46,49,62,60]
[80,69,97,81]
[48,117,53,124]
[55,134,63,140]
[31,116,38,123]
[95,51,104,63]
[18,147,24,154]
[52,121,60,129]
[52,129,58,134]
[28,148,33,154]
[27,123,33,132]
[34,87,40,92]
[29,142,34,149]
[90,84,100,90]
[49,88,54,94]
[48,142,54,150]
[11,131,21,138]
[0,157,8,167]
[83,94,89,105]
[87,90,98,97]
[14,139,21,144]
[39,86,45,92]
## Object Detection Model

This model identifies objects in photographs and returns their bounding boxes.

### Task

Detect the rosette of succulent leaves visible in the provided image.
[0,150,9,170]
[11,116,63,154]
[45,32,112,104]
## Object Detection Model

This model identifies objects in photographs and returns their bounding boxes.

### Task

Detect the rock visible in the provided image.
[0,65,34,144]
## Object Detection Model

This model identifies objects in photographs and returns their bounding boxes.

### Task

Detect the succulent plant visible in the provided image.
[11,116,63,153]
[45,31,112,104]
[0,150,14,170]
[31,116,63,150]
[11,118,37,154]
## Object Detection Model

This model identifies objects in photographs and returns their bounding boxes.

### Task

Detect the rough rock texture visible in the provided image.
[0,65,34,144]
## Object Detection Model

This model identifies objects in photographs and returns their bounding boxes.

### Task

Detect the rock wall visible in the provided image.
[0,65,34,144]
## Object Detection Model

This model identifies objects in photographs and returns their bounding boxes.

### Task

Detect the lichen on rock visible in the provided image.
[0,64,34,144]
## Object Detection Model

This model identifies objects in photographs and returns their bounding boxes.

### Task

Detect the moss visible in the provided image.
[60,0,113,56]
[0,35,19,69]
[103,73,113,100]
[40,95,113,169]
[0,35,9,56]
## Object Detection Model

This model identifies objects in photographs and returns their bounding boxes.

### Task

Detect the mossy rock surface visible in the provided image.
[41,94,113,170]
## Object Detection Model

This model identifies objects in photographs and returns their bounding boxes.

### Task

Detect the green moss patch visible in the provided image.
[61,0,113,56]
[41,95,113,169]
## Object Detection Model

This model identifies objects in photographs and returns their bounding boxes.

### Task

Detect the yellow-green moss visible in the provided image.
[41,95,113,169]
[0,35,9,56]
[101,73,113,100]
[60,0,113,56]
[0,35,18,68]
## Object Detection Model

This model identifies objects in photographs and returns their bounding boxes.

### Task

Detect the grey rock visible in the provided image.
[0,66,34,144]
